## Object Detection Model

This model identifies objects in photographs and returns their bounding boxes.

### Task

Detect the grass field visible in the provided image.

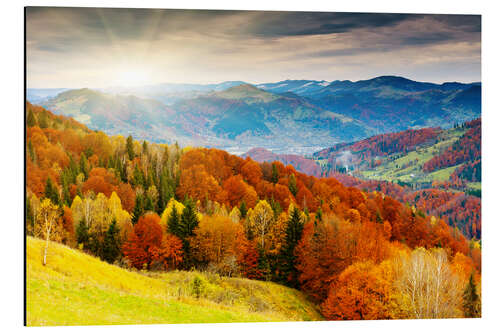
[357,127,467,185]
[467,182,481,191]
[26,237,322,326]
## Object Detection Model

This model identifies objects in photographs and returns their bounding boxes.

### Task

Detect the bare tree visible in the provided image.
[394,247,461,318]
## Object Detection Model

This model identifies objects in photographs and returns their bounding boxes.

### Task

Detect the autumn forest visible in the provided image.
[25,101,481,322]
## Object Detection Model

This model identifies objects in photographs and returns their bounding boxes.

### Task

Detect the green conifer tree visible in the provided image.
[132,193,144,225]
[167,205,181,236]
[278,207,304,287]
[27,140,36,163]
[38,113,48,129]
[271,163,279,184]
[76,220,90,249]
[26,197,34,235]
[288,174,298,196]
[27,108,36,127]
[44,177,59,205]
[79,153,89,179]
[126,135,135,160]
[239,200,247,219]
[463,274,481,318]
[102,220,120,263]
[180,198,199,238]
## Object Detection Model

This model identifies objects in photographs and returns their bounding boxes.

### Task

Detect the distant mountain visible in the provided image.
[241,147,323,177]
[257,80,330,96]
[40,88,188,144]
[294,76,481,132]
[101,81,248,105]
[26,88,69,103]
[169,83,373,148]
[39,85,371,149]
[30,76,481,153]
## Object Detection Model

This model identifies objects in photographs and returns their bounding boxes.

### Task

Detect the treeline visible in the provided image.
[326,172,481,239]
[315,127,441,167]
[26,103,480,319]
[423,118,481,173]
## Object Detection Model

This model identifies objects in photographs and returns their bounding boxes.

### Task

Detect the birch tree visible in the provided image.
[35,199,61,265]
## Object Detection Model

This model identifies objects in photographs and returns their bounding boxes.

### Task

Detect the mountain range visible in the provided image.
[30,75,481,153]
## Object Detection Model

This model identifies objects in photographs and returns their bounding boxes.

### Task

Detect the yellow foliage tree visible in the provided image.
[247,200,274,249]
[392,247,462,319]
[35,199,62,265]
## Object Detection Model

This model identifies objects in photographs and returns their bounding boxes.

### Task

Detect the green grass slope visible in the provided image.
[357,126,467,185]
[26,237,322,326]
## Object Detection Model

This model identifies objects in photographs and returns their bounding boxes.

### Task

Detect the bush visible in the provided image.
[191,276,204,299]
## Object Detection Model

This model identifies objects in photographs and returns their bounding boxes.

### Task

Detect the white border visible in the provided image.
[1,1,499,332]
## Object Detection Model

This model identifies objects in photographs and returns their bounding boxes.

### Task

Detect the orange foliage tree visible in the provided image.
[321,261,395,320]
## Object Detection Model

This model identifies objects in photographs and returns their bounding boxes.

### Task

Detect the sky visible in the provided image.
[26,7,481,88]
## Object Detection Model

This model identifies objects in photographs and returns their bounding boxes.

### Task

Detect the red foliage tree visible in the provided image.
[122,213,164,269]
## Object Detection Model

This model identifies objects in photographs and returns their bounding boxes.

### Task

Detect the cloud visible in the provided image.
[25,7,481,88]
[245,12,417,37]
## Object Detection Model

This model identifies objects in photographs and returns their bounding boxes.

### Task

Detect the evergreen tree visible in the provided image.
[167,205,181,236]
[132,193,144,224]
[144,194,154,212]
[38,112,48,129]
[239,200,247,219]
[463,274,481,318]
[67,155,79,182]
[271,163,279,184]
[126,135,135,160]
[270,197,282,220]
[315,207,323,225]
[158,172,173,213]
[26,197,34,234]
[257,247,271,281]
[79,153,89,179]
[102,220,120,263]
[180,198,199,238]
[44,177,59,205]
[179,198,199,268]
[142,140,148,156]
[278,207,304,287]
[288,173,298,196]
[27,140,36,163]
[61,178,71,207]
[76,220,90,249]
[132,164,144,187]
[27,108,36,127]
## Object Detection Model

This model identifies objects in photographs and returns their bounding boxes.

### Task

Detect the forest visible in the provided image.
[26,102,481,320]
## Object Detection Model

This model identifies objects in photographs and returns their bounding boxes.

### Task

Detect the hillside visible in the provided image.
[38,84,371,150]
[303,76,481,133]
[242,147,323,177]
[31,76,480,154]
[27,237,322,326]
[40,88,188,144]
[26,102,481,322]
[314,120,481,191]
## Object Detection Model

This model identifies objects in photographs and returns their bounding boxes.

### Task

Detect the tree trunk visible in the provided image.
[43,238,48,265]
[43,218,51,266]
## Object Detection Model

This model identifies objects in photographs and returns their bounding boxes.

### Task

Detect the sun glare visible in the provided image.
[115,68,151,87]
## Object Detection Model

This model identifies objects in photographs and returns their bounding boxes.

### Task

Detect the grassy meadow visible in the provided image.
[26,237,322,326]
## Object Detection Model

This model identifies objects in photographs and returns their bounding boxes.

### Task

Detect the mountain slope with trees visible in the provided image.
[31,76,480,153]
[26,102,481,322]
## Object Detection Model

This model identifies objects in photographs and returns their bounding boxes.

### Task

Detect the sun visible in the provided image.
[115,68,151,87]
